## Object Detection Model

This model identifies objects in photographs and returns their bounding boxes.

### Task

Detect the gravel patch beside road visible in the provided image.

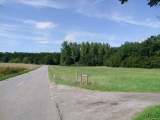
[51,83,160,120]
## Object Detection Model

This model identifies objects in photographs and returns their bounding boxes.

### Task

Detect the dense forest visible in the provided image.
[1,34,160,68]
[0,52,60,65]
[60,34,160,68]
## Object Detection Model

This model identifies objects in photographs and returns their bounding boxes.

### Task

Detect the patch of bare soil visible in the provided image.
[50,84,160,120]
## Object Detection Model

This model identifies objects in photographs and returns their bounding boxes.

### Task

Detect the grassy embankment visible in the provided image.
[134,105,160,120]
[49,66,160,92]
[0,63,40,81]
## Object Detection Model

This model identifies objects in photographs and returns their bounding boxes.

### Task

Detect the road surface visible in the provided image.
[0,66,60,120]
[1,65,160,120]
[51,84,160,120]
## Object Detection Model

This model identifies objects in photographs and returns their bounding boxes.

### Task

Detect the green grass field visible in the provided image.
[134,105,160,120]
[0,63,40,81]
[49,66,160,92]
[49,66,160,119]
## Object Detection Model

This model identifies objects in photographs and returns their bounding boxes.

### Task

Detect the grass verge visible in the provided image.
[133,105,160,120]
[0,63,40,81]
[49,65,160,92]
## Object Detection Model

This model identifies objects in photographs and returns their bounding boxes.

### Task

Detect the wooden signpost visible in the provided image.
[80,74,89,85]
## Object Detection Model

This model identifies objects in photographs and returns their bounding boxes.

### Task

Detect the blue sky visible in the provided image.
[0,0,160,52]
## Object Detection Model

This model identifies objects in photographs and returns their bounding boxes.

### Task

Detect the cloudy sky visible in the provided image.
[0,0,160,52]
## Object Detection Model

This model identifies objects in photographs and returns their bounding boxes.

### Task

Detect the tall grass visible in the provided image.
[0,67,26,75]
[49,66,160,92]
[0,63,40,81]
[0,63,40,69]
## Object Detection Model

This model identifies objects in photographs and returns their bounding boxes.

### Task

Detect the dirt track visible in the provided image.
[50,83,160,120]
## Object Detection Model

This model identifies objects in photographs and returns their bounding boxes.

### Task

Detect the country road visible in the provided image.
[0,66,60,120]
[0,65,160,120]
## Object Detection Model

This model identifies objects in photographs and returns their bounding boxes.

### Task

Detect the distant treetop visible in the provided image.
[119,0,160,7]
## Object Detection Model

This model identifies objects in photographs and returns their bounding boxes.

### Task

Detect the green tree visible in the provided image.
[60,41,73,65]
[79,42,86,65]
[33,57,39,64]
[70,42,80,63]
[22,57,30,63]
[119,0,160,7]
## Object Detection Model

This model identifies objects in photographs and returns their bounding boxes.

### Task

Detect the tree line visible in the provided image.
[60,34,160,68]
[1,34,160,68]
[0,52,60,65]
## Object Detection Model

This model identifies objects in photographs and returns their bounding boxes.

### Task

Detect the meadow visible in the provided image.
[49,66,160,119]
[0,63,40,81]
[49,66,160,92]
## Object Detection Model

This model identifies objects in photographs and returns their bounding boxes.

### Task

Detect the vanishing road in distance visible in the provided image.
[0,66,60,120]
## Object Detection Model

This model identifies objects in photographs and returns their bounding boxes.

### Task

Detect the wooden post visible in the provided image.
[86,74,88,85]
[76,62,79,81]
[81,74,82,86]
[53,74,55,78]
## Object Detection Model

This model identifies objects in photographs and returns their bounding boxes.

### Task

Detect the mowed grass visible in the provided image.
[49,66,160,92]
[0,63,40,81]
[134,105,160,120]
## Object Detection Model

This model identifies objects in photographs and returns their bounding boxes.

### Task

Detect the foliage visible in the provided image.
[1,34,160,68]
[0,52,60,65]
[134,105,160,120]
[119,0,160,7]
[49,66,160,92]
[60,34,160,68]
[60,41,110,66]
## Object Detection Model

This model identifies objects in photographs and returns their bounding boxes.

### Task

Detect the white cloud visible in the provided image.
[64,34,76,42]
[23,20,58,30]
[37,40,50,44]
[2,0,66,9]
[65,0,160,28]
[0,23,19,30]
[90,0,104,6]
[57,31,116,44]
[3,0,159,28]
[107,12,160,28]
[0,0,6,5]
[70,31,116,41]
[36,22,56,29]
[56,33,78,44]
[0,23,21,38]
[139,38,146,43]
[0,22,56,49]
[76,4,160,28]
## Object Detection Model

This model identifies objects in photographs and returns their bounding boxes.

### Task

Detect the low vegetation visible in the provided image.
[49,66,160,92]
[134,105,160,120]
[0,63,40,81]
[0,67,26,75]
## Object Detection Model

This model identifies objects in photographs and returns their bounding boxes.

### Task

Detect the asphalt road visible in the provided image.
[0,66,60,120]
[1,65,160,120]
